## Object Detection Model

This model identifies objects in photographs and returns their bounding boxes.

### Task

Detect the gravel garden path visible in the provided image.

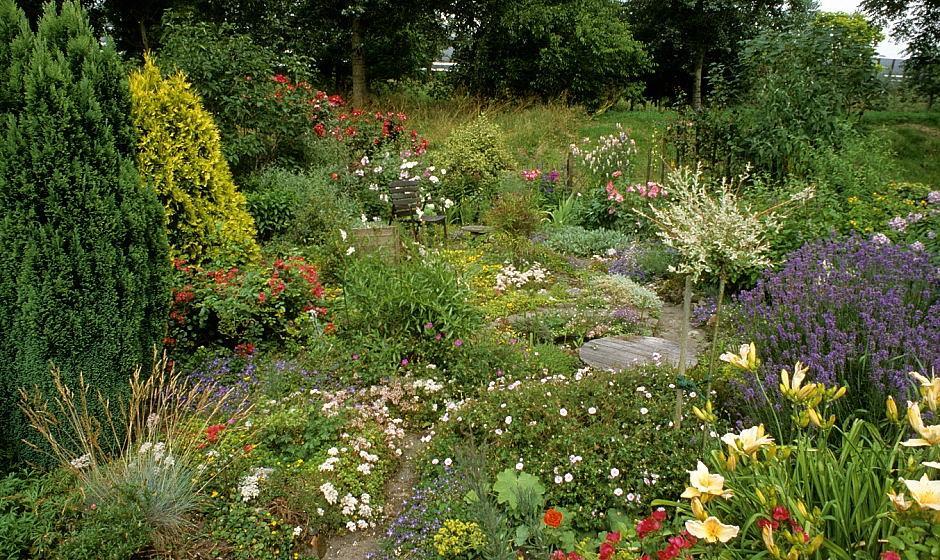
[323,303,702,559]
[324,434,426,560]
[655,302,706,354]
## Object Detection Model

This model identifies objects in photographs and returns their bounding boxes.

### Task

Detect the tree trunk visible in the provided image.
[707,275,726,379]
[351,16,366,107]
[674,275,694,429]
[139,20,149,52]
[692,47,704,111]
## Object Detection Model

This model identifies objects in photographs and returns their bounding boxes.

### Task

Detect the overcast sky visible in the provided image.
[818,0,908,58]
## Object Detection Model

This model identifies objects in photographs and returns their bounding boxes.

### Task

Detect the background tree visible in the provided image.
[861,0,939,108]
[627,0,786,109]
[712,10,884,176]
[449,0,650,108]
[0,0,169,467]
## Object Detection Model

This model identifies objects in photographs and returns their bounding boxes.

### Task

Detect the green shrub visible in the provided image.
[207,504,297,560]
[57,498,151,560]
[158,16,342,177]
[426,365,705,532]
[432,114,516,206]
[130,56,260,266]
[244,185,301,243]
[0,471,84,558]
[450,0,649,107]
[344,254,482,369]
[543,226,632,256]
[255,401,342,463]
[484,189,542,237]
[588,274,662,317]
[243,168,358,245]
[0,0,170,468]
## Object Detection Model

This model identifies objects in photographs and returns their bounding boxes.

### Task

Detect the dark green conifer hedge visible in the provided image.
[0,0,169,468]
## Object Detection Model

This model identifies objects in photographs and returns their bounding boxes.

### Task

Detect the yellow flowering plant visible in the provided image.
[658,345,940,559]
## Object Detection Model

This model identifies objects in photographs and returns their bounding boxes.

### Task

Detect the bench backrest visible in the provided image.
[389,180,420,219]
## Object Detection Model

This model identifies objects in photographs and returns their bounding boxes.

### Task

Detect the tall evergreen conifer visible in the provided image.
[0,0,169,467]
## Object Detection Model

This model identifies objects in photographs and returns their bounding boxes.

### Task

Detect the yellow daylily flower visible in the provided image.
[685,516,740,543]
[720,343,759,371]
[903,474,940,511]
[680,461,731,502]
[721,425,774,456]
[901,402,940,447]
[910,371,940,412]
[761,525,779,556]
[779,362,809,395]
[887,489,912,511]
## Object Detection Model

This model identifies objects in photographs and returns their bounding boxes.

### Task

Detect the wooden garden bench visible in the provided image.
[388,179,448,239]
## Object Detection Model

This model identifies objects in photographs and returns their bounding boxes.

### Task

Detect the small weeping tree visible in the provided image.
[636,165,813,427]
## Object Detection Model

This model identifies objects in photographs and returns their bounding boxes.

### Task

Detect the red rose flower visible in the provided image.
[651,508,668,522]
[772,506,790,521]
[605,531,621,544]
[599,542,615,560]
[882,552,901,560]
[543,508,563,528]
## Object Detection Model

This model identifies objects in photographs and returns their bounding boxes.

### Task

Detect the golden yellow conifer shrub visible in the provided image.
[130,55,259,265]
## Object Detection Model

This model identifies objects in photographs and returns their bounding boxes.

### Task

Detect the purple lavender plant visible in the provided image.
[734,236,940,422]
[371,470,469,560]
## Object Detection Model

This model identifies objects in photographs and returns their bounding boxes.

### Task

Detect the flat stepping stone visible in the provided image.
[579,335,697,371]
[460,225,493,235]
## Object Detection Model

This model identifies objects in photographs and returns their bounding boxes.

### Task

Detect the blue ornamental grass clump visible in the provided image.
[735,236,939,418]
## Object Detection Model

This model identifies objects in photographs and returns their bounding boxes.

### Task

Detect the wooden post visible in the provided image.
[660,135,666,182]
[674,275,693,429]
[566,151,573,191]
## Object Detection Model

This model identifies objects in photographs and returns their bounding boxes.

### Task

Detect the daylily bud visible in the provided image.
[765,445,777,461]
[786,549,799,560]
[795,500,809,519]
[809,534,824,553]
[807,408,822,428]
[886,396,899,422]
[755,489,766,504]
[691,497,707,520]
[830,386,847,401]
[726,452,737,471]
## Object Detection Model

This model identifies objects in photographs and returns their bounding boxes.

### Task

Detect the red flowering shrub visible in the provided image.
[168,256,327,352]
[331,109,428,159]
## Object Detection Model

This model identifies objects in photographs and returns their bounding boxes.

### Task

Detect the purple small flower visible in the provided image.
[401,358,409,367]
[927,191,940,205]
[424,322,434,329]
[434,333,442,341]
[888,216,908,231]
[453,339,463,347]
[351,353,360,360]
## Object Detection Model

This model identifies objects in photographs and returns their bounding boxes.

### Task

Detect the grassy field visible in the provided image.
[377,95,939,188]
[861,110,940,187]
